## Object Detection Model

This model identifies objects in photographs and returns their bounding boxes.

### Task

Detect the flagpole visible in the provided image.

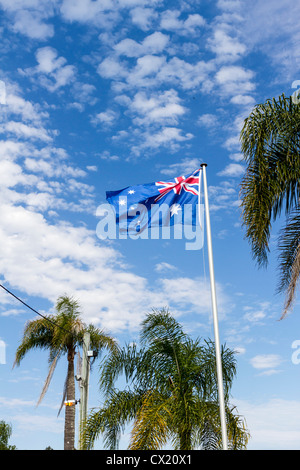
[200,163,228,450]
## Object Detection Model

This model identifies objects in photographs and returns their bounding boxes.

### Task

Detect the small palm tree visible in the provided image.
[240,93,300,317]
[82,309,249,450]
[14,295,118,450]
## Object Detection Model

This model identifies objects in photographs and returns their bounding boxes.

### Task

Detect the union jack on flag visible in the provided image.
[106,168,202,233]
[155,172,200,202]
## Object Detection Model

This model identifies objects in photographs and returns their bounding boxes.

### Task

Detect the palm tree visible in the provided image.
[240,93,300,318]
[82,309,249,450]
[14,295,118,450]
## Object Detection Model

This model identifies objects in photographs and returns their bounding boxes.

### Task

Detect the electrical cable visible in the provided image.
[0,283,71,334]
[1,283,96,371]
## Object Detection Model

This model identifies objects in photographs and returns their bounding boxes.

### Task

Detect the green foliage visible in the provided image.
[0,421,16,450]
[240,93,300,317]
[82,309,249,450]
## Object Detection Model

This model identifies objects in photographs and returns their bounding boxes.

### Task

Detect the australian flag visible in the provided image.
[106,168,202,235]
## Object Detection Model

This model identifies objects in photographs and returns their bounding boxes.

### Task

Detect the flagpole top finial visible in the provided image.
[200,163,207,167]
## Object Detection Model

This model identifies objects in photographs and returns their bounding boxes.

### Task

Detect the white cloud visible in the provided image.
[127,54,166,88]
[11,412,63,433]
[97,56,128,80]
[98,53,214,92]
[21,47,76,92]
[130,6,157,31]
[215,0,300,78]
[71,82,97,108]
[0,121,52,142]
[250,354,283,370]
[207,181,239,212]
[0,79,6,104]
[131,127,193,157]
[243,310,266,323]
[60,0,115,24]
[12,8,54,39]
[0,396,35,408]
[24,157,86,179]
[86,165,98,171]
[235,398,300,449]
[60,0,162,27]
[208,28,246,62]
[230,94,255,106]
[160,10,205,35]
[229,152,243,162]
[35,47,66,74]
[0,86,97,215]
[215,65,255,96]
[98,150,119,161]
[114,32,169,58]
[159,158,200,176]
[160,276,231,317]
[216,0,241,11]
[242,301,273,324]
[217,163,244,177]
[238,0,300,76]
[5,92,48,123]
[93,109,118,126]
[216,65,251,86]
[155,262,177,273]
[0,140,31,160]
[197,113,218,129]
[129,89,186,126]
[0,0,55,40]
[0,159,38,188]
[156,57,214,91]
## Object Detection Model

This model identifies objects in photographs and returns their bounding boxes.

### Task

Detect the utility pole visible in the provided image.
[78,331,90,449]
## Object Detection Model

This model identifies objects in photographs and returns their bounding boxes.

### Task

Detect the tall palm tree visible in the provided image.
[14,295,118,450]
[240,93,300,318]
[82,309,249,450]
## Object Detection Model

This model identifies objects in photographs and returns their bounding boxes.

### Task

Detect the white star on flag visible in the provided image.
[170,204,181,216]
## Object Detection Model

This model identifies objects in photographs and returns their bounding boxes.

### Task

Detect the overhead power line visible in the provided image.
[0,283,70,334]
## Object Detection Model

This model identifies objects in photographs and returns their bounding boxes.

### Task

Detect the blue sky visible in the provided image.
[1,0,300,450]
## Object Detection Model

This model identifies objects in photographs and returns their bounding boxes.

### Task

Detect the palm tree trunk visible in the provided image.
[64,347,76,450]
[179,429,192,450]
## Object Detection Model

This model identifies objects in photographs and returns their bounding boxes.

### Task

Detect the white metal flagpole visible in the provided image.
[200,163,228,450]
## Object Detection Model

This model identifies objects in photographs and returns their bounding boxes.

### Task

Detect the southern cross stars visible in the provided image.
[170,204,181,216]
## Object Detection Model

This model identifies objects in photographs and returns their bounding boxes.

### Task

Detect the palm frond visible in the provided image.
[140,308,187,347]
[225,405,250,450]
[82,389,143,450]
[14,316,55,367]
[81,408,107,450]
[240,93,300,267]
[37,350,61,407]
[277,207,300,318]
[57,368,68,417]
[99,343,139,394]
[193,401,221,450]
[88,324,120,357]
[129,390,171,450]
